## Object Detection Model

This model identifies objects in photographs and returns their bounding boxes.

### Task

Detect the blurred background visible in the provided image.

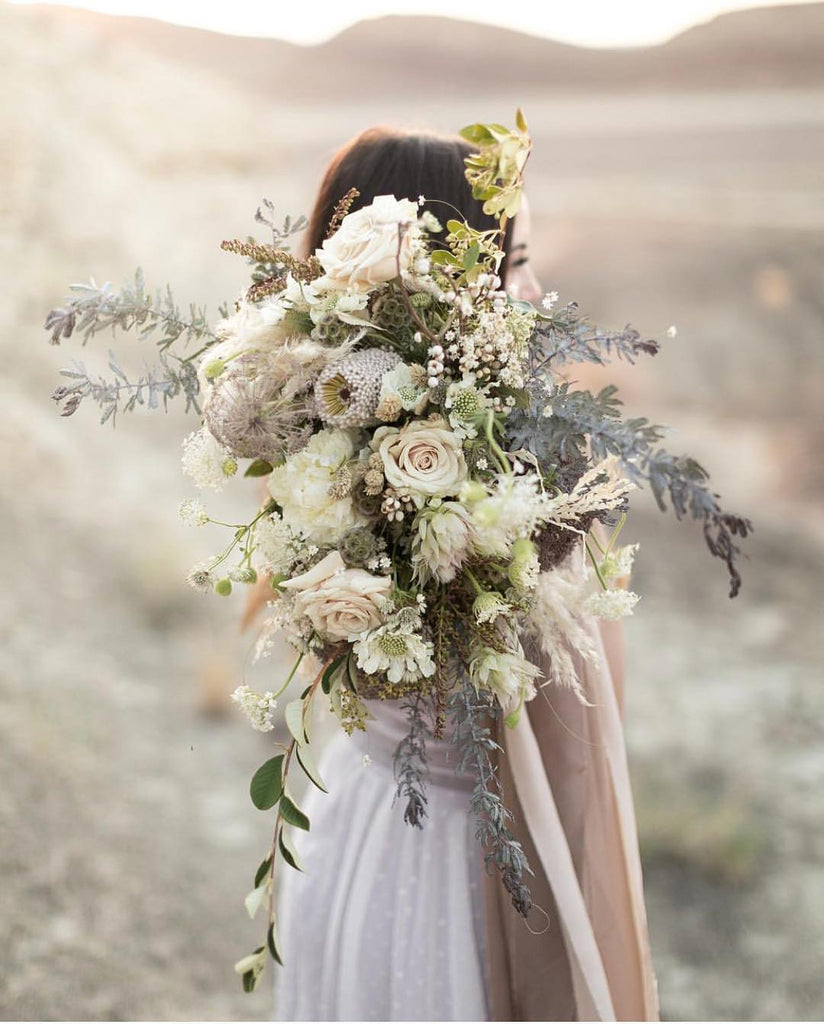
[2,0,823,1019]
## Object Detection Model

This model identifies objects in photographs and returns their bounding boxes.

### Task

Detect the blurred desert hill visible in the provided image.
[13,1,824,97]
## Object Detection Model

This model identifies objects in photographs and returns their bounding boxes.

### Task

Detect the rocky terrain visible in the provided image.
[1,2,823,1019]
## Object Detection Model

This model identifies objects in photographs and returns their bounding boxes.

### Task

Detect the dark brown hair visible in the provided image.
[305,126,515,281]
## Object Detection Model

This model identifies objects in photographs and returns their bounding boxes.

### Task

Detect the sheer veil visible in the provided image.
[483,587,659,1021]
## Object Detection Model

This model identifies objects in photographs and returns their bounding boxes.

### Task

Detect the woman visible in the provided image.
[269,127,659,1022]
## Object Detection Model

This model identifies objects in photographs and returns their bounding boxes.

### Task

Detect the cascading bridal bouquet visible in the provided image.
[45,110,751,992]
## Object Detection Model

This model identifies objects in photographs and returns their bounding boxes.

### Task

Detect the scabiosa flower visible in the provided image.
[230,684,278,732]
[354,620,436,685]
[314,348,401,427]
[181,427,237,490]
[377,362,429,415]
[583,588,640,620]
[443,379,491,439]
[411,500,476,583]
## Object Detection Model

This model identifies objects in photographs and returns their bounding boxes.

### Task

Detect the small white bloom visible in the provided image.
[584,589,641,620]
[231,684,278,732]
[472,591,511,624]
[181,427,237,491]
[178,498,209,526]
[361,753,372,767]
[667,325,678,338]
[541,291,559,311]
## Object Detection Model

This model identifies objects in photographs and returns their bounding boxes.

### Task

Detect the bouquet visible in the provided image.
[45,110,751,992]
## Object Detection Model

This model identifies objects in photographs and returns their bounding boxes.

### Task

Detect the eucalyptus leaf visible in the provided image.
[278,828,306,872]
[285,699,306,746]
[296,741,327,793]
[254,854,273,888]
[280,795,310,831]
[267,920,284,965]
[249,755,284,810]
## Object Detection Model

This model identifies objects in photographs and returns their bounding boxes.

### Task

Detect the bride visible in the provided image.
[265,126,659,1022]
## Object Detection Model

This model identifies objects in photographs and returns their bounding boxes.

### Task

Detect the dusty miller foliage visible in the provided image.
[393,691,430,828]
[44,269,218,423]
[43,206,305,425]
[509,315,753,596]
[450,677,533,918]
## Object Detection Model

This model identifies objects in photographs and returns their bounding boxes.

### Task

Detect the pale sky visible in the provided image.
[10,0,820,47]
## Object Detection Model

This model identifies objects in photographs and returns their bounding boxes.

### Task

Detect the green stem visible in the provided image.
[463,568,485,596]
[586,542,608,591]
[273,651,305,700]
[484,411,511,476]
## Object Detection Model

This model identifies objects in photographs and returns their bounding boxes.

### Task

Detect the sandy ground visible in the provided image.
[2,4,823,1020]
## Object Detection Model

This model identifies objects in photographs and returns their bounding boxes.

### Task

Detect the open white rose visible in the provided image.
[315,195,420,294]
[376,417,467,502]
[281,551,392,642]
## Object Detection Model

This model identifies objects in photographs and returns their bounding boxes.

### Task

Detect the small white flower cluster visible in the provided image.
[230,684,278,732]
[181,427,237,491]
[583,588,640,620]
[178,498,209,527]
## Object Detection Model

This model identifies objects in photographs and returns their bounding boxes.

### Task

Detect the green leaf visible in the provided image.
[254,854,273,888]
[278,828,305,872]
[249,755,284,810]
[428,249,457,267]
[321,653,346,695]
[516,107,529,133]
[244,458,274,477]
[446,218,466,235]
[285,699,306,746]
[296,742,327,793]
[280,794,310,831]
[459,123,495,145]
[242,969,257,993]
[267,920,284,965]
[462,242,480,271]
[346,652,360,691]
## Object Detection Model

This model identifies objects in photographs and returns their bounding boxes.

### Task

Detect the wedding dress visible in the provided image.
[273,610,659,1022]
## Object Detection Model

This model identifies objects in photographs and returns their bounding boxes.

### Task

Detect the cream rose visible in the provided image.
[281,551,391,642]
[376,417,468,501]
[315,195,420,293]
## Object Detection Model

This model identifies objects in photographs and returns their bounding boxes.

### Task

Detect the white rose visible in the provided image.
[315,195,420,293]
[281,552,392,642]
[376,417,468,502]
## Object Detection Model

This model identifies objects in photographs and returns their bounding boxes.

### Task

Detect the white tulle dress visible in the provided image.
[273,698,490,1022]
